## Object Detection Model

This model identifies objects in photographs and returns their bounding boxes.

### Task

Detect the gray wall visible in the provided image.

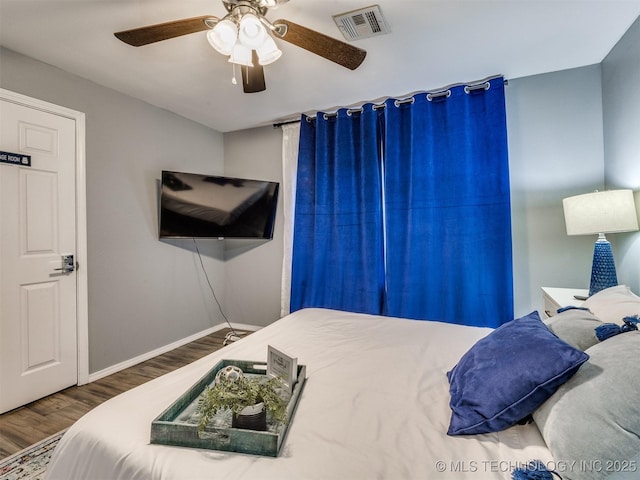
[223,126,284,327]
[1,47,227,373]
[506,65,606,316]
[602,15,640,293]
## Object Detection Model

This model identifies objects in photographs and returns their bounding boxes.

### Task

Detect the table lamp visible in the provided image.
[562,189,639,296]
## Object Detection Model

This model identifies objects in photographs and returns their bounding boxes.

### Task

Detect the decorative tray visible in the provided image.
[150,359,306,457]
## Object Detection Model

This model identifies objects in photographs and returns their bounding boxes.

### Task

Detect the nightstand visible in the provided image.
[541,287,590,318]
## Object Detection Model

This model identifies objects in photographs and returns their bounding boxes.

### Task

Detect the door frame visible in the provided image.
[0,88,89,385]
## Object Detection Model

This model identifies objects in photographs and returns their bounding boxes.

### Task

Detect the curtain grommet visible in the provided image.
[464,82,490,94]
[426,90,451,102]
[393,97,415,108]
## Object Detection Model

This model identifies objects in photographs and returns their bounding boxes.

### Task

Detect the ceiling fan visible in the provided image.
[114,0,367,94]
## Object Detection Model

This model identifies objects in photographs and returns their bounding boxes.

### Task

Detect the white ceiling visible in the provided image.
[2,1,640,133]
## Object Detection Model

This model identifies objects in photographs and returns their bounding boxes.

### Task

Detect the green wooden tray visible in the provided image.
[150,359,306,456]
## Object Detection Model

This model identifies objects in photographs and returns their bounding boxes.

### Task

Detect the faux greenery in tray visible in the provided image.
[196,375,288,433]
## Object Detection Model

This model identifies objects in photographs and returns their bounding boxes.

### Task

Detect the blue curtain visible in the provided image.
[383,78,513,327]
[291,77,513,327]
[290,107,386,315]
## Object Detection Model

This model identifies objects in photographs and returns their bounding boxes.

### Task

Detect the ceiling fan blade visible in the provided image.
[114,16,216,46]
[241,52,266,93]
[273,19,366,70]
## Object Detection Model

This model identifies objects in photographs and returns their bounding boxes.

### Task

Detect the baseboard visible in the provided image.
[85,322,261,384]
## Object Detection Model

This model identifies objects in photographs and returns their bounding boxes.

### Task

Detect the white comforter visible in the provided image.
[46,308,553,480]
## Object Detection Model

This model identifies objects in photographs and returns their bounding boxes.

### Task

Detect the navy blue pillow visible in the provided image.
[447,311,589,436]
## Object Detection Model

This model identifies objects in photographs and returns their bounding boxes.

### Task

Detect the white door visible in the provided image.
[0,99,78,413]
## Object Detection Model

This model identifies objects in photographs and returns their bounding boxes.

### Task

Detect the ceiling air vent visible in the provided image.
[333,4,389,41]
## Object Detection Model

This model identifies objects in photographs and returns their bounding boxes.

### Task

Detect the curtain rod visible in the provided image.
[273,119,302,128]
[274,76,508,128]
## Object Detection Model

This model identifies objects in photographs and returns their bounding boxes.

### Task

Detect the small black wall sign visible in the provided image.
[0,151,31,167]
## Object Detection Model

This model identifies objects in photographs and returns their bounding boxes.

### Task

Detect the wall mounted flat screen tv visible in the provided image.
[159,170,279,239]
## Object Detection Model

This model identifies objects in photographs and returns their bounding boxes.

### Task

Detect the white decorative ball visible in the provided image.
[215,365,244,384]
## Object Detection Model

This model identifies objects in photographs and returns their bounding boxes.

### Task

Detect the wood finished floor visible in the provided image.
[0,328,250,459]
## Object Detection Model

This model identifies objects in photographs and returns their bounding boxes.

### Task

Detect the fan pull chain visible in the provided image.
[231,63,238,85]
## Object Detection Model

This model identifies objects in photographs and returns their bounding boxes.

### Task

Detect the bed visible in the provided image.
[46,290,640,480]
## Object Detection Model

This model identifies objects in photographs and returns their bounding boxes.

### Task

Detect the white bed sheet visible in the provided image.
[46,308,553,480]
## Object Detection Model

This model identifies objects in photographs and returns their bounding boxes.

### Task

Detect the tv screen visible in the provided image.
[159,170,279,239]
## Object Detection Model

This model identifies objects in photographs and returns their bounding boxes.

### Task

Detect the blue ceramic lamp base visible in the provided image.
[589,234,618,296]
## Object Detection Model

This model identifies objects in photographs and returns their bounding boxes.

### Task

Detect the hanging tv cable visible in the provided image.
[192,238,245,345]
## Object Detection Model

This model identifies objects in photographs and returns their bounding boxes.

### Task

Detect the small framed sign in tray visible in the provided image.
[267,346,298,394]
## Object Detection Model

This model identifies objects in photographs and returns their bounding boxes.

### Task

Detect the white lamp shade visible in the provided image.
[238,13,267,48]
[256,35,282,65]
[229,43,253,67]
[563,189,639,236]
[207,19,238,55]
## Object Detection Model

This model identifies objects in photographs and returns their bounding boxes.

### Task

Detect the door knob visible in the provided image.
[54,254,75,273]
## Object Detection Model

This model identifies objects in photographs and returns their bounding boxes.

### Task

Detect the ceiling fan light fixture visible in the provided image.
[256,35,282,65]
[238,13,267,48]
[113,0,367,94]
[229,43,254,66]
[207,19,238,55]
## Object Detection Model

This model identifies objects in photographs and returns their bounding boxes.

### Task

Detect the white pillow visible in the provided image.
[583,285,640,325]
